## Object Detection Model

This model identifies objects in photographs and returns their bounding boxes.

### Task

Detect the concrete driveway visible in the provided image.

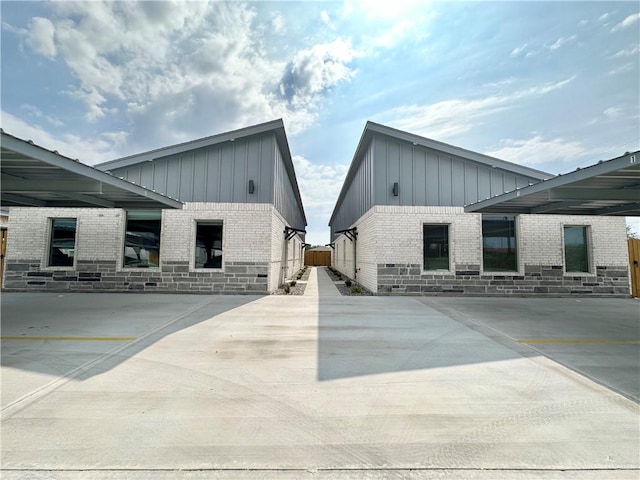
[1,267,639,479]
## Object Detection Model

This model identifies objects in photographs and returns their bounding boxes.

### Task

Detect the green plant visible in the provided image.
[284,283,291,294]
[345,279,352,287]
[350,286,362,294]
[290,280,297,286]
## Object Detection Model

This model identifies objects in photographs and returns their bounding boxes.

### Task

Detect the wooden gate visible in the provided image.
[0,229,7,288]
[629,238,640,298]
[305,250,331,267]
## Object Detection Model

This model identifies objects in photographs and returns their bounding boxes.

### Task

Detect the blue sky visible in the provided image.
[1,1,639,245]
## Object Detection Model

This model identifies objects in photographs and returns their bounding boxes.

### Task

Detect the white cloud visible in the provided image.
[280,38,358,104]
[612,12,640,32]
[1,110,127,164]
[599,13,610,21]
[608,62,635,76]
[510,43,528,57]
[603,107,622,118]
[292,154,348,244]
[486,136,587,167]
[293,155,348,213]
[25,17,56,58]
[19,104,64,127]
[549,35,576,50]
[376,77,576,142]
[320,10,333,28]
[612,45,640,57]
[18,2,358,148]
[271,12,285,34]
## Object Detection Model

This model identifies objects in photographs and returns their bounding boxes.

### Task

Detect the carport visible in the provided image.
[465,150,640,295]
[1,130,183,210]
[0,130,182,286]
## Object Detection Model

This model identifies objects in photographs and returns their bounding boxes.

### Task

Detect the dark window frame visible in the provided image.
[194,221,223,269]
[123,211,162,269]
[482,215,518,272]
[563,225,591,273]
[422,224,450,271]
[48,218,77,268]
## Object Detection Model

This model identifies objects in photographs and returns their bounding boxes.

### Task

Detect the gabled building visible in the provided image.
[2,119,306,293]
[329,122,633,296]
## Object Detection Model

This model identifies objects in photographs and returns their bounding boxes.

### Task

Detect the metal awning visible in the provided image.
[0,130,182,210]
[465,151,640,216]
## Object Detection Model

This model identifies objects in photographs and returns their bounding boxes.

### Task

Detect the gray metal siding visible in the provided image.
[373,135,540,207]
[273,146,305,229]
[108,134,276,205]
[331,133,545,234]
[331,142,374,236]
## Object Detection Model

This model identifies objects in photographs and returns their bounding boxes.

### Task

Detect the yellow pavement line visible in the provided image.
[517,339,640,345]
[1,336,135,342]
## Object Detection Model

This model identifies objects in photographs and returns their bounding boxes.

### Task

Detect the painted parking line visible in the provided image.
[517,339,640,345]
[1,336,135,341]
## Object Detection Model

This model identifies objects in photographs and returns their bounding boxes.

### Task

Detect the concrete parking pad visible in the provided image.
[2,270,639,479]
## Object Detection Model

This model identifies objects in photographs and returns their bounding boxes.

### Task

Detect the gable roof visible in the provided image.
[330,121,553,225]
[465,150,640,216]
[96,119,306,223]
[0,130,183,210]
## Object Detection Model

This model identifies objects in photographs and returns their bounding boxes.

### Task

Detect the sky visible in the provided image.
[1,1,639,245]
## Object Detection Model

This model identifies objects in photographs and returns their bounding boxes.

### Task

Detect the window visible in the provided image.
[564,226,589,273]
[423,224,449,270]
[49,218,77,267]
[482,216,517,272]
[195,222,223,268]
[124,211,161,268]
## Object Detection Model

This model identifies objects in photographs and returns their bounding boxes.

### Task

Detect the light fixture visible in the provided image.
[248,180,255,194]
[393,182,399,196]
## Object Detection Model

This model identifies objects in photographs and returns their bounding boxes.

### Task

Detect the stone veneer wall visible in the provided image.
[2,203,291,294]
[377,263,630,296]
[4,260,268,293]
[333,206,631,297]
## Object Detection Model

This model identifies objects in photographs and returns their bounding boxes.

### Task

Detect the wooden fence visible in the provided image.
[305,250,332,267]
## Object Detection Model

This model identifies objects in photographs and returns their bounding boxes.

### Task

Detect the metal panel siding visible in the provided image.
[438,157,452,205]
[332,142,374,235]
[451,157,465,205]
[478,169,491,201]
[273,144,305,228]
[400,144,413,204]
[427,154,439,204]
[232,141,247,203]
[192,151,207,201]
[464,162,478,205]
[107,133,277,205]
[413,149,426,205]
[140,163,154,190]
[205,148,221,201]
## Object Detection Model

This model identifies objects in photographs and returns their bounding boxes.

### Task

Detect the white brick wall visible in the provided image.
[163,202,272,266]
[7,207,123,265]
[333,206,630,291]
[519,214,628,269]
[7,203,305,292]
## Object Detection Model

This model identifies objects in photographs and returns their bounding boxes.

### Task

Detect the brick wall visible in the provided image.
[333,206,630,296]
[3,203,295,293]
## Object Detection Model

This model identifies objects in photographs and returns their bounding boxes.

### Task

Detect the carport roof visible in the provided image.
[1,130,183,210]
[464,151,640,216]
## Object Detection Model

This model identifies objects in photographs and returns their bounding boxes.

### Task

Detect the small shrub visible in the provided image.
[345,279,352,287]
[290,280,297,286]
[350,286,362,294]
[284,283,291,294]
